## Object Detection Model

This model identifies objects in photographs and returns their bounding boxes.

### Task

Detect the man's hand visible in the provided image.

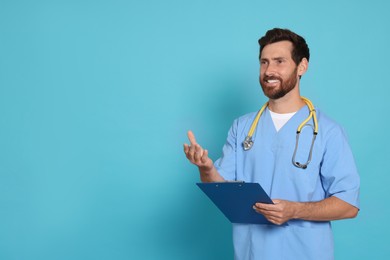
[253,199,297,225]
[183,130,224,182]
[183,130,213,170]
[253,196,359,225]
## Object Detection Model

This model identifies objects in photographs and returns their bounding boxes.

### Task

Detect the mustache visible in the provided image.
[263,75,282,81]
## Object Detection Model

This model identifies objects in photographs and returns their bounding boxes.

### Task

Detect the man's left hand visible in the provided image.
[253,199,297,225]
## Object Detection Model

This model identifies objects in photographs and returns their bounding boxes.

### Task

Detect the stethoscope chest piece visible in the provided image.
[242,136,254,151]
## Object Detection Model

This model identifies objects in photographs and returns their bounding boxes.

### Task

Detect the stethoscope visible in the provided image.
[242,97,318,169]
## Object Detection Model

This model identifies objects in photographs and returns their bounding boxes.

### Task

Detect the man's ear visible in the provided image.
[298,58,309,77]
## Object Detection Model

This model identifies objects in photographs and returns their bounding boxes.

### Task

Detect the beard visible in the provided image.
[260,67,298,100]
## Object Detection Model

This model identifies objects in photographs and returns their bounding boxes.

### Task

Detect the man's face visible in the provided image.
[259,41,300,100]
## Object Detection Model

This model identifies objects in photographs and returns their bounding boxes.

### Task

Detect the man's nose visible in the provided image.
[262,63,276,76]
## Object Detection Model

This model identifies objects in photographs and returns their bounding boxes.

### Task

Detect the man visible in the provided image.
[183,28,360,260]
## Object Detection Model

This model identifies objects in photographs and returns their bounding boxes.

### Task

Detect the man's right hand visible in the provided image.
[183,130,213,170]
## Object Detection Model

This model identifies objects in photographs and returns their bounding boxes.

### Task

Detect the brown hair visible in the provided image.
[258,28,310,65]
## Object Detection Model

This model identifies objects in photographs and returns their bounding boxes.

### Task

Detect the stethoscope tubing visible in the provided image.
[242,97,318,169]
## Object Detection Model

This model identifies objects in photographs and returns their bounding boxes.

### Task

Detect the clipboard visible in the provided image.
[197,182,274,225]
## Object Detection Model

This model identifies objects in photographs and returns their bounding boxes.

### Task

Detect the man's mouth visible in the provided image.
[263,76,282,86]
[266,79,280,84]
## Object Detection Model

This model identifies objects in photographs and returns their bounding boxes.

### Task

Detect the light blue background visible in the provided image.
[0,0,389,259]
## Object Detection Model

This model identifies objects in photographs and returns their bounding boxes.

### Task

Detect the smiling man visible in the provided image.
[260,41,302,100]
[184,28,360,260]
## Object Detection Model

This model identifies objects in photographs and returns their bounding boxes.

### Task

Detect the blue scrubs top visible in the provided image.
[214,106,360,260]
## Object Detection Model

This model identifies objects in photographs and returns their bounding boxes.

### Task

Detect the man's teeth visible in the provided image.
[267,80,279,83]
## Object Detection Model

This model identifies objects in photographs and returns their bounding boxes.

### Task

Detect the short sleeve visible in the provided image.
[320,126,360,209]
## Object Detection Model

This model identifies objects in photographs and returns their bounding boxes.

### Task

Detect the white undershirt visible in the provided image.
[269,110,296,132]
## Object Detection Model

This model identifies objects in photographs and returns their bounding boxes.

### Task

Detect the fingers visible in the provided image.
[254,203,279,212]
[266,217,283,225]
[184,130,211,167]
[253,200,292,225]
[184,130,202,161]
[192,144,200,161]
[184,142,208,166]
[192,144,204,162]
[253,204,283,225]
[187,130,197,145]
[183,143,190,154]
[201,149,209,164]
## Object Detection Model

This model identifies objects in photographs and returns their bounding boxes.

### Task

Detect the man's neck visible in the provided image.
[267,91,305,114]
